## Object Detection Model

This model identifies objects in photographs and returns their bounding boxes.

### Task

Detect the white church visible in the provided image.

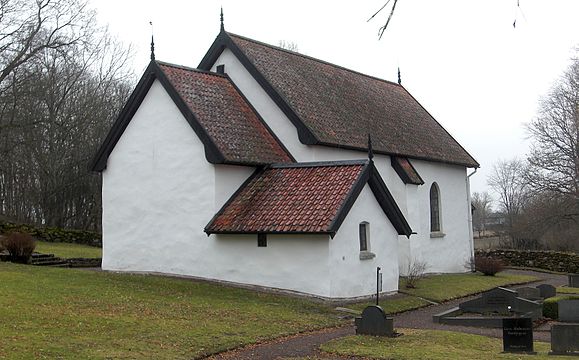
[91,23,479,300]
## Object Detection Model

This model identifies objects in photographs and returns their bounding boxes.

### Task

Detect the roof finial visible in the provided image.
[149,21,155,61]
[220,7,224,31]
[397,67,401,85]
[368,133,374,162]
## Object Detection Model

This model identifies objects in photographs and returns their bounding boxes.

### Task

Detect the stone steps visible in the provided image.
[30,253,69,267]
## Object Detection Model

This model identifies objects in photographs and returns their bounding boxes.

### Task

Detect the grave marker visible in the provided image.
[355,305,394,336]
[516,287,541,301]
[558,299,579,323]
[536,284,556,299]
[550,324,579,355]
[502,317,534,354]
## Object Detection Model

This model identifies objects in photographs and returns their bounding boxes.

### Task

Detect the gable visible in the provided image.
[199,31,479,168]
[91,61,293,172]
[204,160,412,237]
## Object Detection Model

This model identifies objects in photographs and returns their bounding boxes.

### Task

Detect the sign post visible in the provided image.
[376,267,382,305]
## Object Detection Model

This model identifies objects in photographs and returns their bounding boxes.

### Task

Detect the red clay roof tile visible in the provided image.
[158,62,292,165]
[223,33,478,167]
[205,162,366,234]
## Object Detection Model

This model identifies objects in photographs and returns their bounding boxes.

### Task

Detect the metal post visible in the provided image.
[376,267,381,305]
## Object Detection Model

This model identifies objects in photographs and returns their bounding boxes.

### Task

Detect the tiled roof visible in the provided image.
[158,62,292,165]
[200,32,478,168]
[391,157,424,185]
[205,160,412,236]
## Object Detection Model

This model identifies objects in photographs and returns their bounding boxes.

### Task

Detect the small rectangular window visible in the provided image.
[257,233,267,247]
[359,223,368,251]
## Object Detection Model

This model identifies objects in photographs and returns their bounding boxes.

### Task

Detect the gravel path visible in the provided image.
[205,270,568,359]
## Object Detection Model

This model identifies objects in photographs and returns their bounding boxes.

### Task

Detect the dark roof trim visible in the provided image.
[198,31,318,145]
[90,62,156,172]
[327,162,371,237]
[313,139,477,168]
[91,60,226,172]
[391,156,424,185]
[224,74,296,163]
[367,164,413,237]
[205,160,412,238]
[270,159,367,168]
[91,60,294,172]
[398,85,479,168]
[205,230,334,236]
[203,166,265,236]
[198,32,479,169]
[328,161,412,238]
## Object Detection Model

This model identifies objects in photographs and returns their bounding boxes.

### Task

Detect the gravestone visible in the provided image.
[459,287,541,319]
[536,284,556,299]
[558,299,579,322]
[502,317,534,353]
[550,324,579,355]
[569,274,579,288]
[516,287,541,301]
[460,287,517,314]
[355,305,394,336]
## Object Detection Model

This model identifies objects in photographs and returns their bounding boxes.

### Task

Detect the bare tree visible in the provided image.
[0,0,133,230]
[525,56,579,212]
[488,159,528,230]
[367,0,400,39]
[0,0,94,91]
[472,191,493,237]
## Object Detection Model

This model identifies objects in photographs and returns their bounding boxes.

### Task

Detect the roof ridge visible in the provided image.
[156,60,227,78]
[270,159,368,169]
[226,32,402,88]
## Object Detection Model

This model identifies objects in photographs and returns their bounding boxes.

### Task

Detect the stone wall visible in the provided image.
[0,221,101,247]
[475,249,578,274]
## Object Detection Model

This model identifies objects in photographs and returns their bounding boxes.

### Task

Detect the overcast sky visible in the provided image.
[90,0,579,198]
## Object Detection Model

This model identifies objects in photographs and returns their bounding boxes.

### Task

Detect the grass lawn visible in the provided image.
[34,241,102,259]
[347,294,431,314]
[321,329,577,360]
[399,272,538,302]
[0,262,342,359]
[557,286,579,294]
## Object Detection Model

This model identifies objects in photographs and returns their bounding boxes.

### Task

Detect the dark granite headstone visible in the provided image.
[569,274,579,288]
[502,317,534,353]
[354,305,394,336]
[536,284,556,299]
[516,287,541,301]
[550,324,579,355]
[558,299,579,322]
[460,287,541,319]
[460,287,517,314]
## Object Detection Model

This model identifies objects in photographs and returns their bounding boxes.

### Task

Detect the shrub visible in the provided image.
[405,259,428,289]
[543,295,579,319]
[0,232,36,264]
[475,256,504,276]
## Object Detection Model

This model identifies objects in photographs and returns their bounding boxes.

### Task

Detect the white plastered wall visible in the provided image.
[102,80,216,274]
[211,48,472,277]
[102,80,334,296]
[329,185,400,298]
[407,160,472,273]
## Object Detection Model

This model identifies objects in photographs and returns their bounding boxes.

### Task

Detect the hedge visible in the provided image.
[543,295,579,319]
[475,249,579,274]
[0,221,101,247]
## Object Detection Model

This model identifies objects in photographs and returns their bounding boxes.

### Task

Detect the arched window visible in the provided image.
[430,183,441,232]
